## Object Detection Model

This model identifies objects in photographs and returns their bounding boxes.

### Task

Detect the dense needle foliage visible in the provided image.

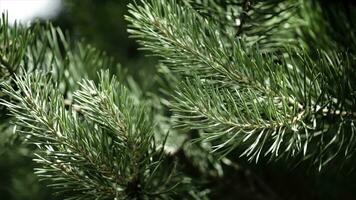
[0,0,356,199]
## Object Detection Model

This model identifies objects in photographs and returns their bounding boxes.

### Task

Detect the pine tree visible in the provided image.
[0,0,356,199]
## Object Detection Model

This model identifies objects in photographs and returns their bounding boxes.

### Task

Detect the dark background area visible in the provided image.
[52,0,158,90]
[1,0,356,199]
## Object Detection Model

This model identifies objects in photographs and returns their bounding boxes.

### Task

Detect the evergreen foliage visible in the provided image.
[127,0,356,169]
[2,71,189,199]
[0,0,356,199]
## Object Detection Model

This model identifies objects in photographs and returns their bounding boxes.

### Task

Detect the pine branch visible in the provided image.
[127,0,307,96]
[127,0,356,169]
[1,71,194,199]
[185,0,301,50]
[171,78,307,161]
[172,49,356,168]
[0,13,33,80]
[0,14,121,154]
[127,0,261,88]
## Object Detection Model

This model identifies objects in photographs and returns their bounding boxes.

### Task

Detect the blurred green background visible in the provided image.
[52,0,158,90]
